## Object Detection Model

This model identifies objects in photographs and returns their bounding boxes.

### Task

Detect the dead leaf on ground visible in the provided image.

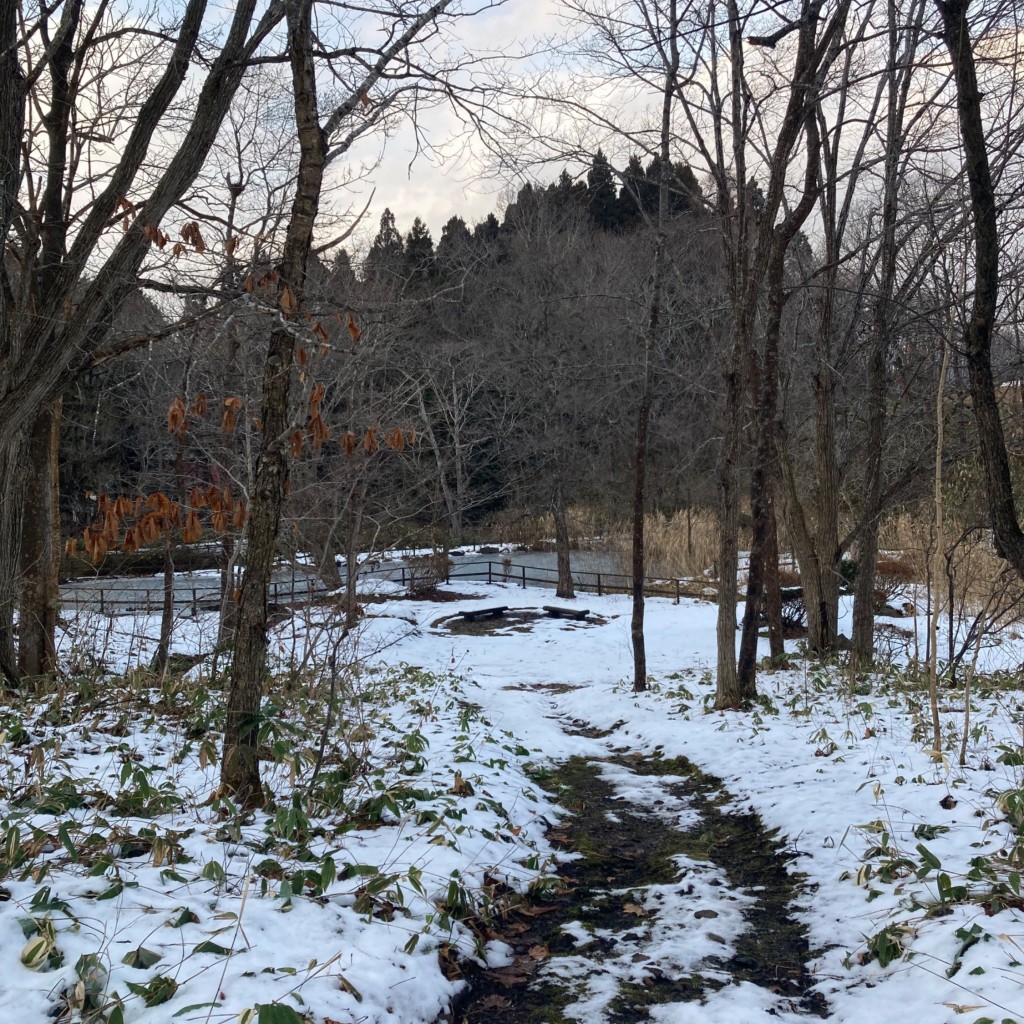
[487,956,539,987]
[476,995,511,1010]
[527,944,549,960]
[623,902,647,916]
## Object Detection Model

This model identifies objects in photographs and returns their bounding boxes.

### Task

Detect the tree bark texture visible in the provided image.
[935,1,1024,581]
[17,401,61,677]
[221,0,326,805]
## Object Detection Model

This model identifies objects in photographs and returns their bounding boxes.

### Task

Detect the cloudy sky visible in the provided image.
[334,0,573,254]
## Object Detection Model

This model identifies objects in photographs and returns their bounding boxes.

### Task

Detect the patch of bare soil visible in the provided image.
[448,754,828,1024]
[432,610,608,636]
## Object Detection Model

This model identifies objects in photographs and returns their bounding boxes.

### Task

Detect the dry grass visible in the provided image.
[480,506,613,550]
[606,509,724,579]
[878,508,1024,619]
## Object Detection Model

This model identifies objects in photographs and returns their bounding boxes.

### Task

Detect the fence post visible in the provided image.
[401,566,406,588]
[191,588,198,617]
[521,565,526,589]
[487,562,492,584]
[675,578,680,604]
[597,573,602,597]
[99,589,105,615]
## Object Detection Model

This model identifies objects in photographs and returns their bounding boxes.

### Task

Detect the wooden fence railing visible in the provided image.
[59,560,710,614]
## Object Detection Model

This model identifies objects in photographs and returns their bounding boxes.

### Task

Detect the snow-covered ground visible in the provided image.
[1,580,1022,1022]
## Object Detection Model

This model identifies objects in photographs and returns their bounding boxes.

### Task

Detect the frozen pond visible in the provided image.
[58,547,627,613]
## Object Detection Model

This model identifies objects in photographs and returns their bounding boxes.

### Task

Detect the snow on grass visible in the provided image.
[17,578,1024,1023]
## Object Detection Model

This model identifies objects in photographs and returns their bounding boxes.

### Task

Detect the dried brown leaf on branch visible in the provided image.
[341,430,358,457]
[181,221,207,254]
[222,397,242,435]
[363,426,378,455]
[307,413,330,450]
[347,310,361,343]
[182,509,203,544]
[167,397,187,435]
[280,284,298,313]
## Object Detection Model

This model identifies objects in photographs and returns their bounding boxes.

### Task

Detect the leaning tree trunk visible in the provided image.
[221,0,326,805]
[553,482,575,600]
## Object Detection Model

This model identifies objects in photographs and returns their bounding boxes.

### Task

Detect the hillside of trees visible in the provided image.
[0,0,1020,796]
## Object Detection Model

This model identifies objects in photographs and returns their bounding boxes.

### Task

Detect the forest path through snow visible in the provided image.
[454,710,829,1024]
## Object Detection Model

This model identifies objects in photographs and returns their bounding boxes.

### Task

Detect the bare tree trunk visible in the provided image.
[221,0,327,805]
[738,339,773,696]
[935,0,1024,580]
[154,539,175,676]
[0,0,24,685]
[715,354,744,705]
[764,495,785,660]
[217,535,239,649]
[0,437,25,685]
[928,337,951,751]
[851,328,888,662]
[737,458,767,697]
[18,401,61,676]
[344,478,367,630]
[812,329,841,652]
[851,0,922,664]
[631,0,677,693]
[553,482,575,600]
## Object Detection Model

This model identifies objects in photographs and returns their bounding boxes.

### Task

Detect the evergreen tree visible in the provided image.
[644,156,700,216]
[502,182,539,231]
[365,208,405,283]
[587,149,620,231]
[675,162,701,212]
[472,212,500,244]
[405,217,435,281]
[329,247,356,289]
[552,169,587,213]
[437,215,472,264]
[619,153,656,225]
